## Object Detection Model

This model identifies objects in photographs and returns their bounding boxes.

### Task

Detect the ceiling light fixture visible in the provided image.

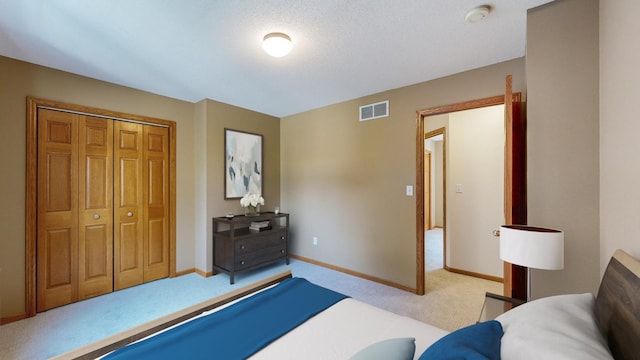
[262,32,292,58]
[465,5,491,23]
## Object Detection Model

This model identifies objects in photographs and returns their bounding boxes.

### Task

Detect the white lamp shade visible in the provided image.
[500,225,564,270]
[262,32,292,57]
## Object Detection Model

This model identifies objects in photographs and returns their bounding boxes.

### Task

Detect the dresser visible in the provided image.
[212,212,289,284]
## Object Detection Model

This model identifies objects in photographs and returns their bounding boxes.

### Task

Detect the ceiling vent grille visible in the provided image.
[359,100,389,121]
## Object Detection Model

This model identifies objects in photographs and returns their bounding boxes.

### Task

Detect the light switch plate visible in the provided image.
[406,185,413,196]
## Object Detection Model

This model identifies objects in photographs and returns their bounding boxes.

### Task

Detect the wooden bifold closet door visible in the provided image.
[36,108,168,312]
[113,122,169,290]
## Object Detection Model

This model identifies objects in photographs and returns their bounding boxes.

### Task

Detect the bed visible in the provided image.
[54,249,640,360]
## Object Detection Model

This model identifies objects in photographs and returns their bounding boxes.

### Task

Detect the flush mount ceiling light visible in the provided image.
[262,32,292,58]
[465,5,491,23]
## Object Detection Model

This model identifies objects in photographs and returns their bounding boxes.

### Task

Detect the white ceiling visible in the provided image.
[0,0,554,117]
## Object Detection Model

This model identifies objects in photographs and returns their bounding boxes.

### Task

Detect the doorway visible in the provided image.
[423,106,505,278]
[414,81,526,297]
[424,129,445,271]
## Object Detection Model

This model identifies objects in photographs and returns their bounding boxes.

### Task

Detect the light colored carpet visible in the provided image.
[0,253,500,360]
[421,227,502,329]
[426,228,444,271]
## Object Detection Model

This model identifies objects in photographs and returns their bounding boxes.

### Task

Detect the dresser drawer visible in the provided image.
[235,245,287,270]
[236,230,286,254]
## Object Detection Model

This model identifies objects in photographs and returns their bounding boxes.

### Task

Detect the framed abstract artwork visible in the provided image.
[224,129,263,199]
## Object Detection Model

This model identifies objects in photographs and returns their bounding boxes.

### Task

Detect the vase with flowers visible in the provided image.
[240,192,264,216]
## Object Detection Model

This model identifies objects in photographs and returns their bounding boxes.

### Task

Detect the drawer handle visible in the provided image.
[281,236,285,240]
[93,214,100,220]
[127,211,133,217]
[280,249,285,254]
[240,260,245,265]
[240,245,246,250]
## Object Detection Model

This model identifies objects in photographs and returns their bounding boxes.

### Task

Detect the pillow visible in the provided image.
[418,320,503,360]
[496,293,613,360]
[349,337,416,360]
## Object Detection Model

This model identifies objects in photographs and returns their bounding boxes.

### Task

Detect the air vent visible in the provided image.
[359,100,389,121]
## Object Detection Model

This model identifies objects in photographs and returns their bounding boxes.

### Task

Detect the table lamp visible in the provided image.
[499,225,564,301]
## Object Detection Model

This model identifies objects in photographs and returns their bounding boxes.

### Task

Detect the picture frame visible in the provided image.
[224,129,263,199]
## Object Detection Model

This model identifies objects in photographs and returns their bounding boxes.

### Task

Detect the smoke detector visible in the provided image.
[465,5,491,23]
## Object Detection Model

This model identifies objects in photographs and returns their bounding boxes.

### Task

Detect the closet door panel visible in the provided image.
[119,223,140,270]
[37,109,79,311]
[84,225,108,275]
[114,122,144,290]
[143,126,169,282]
[148,219,165,264]
[78,116,113,299]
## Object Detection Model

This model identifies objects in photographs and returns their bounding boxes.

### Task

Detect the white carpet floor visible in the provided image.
[1,232,500,359]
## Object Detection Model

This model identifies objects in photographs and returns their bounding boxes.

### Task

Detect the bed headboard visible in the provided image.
[596,249,640,360]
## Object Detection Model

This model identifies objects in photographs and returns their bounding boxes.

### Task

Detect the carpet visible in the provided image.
[0,258,499,360]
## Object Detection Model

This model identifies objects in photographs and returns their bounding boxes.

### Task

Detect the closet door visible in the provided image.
[143,125,169,281]
[114,122,144,290]
[37,109,79,311]
[78,116,113,299]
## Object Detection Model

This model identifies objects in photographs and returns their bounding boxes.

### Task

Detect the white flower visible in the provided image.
[240,192,264,208]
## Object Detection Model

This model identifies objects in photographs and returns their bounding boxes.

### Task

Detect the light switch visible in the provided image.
[406,185,413,196]
[456,184,463,193]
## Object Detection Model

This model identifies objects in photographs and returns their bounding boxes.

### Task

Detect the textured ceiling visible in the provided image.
[0,0,554,117]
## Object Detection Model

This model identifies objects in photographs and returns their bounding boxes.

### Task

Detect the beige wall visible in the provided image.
[448,106,504,278]
[600,0,640,269]
[281,59,525,289]
[0,56,279,319]
[526,0,601,298]
[201,99,280,273]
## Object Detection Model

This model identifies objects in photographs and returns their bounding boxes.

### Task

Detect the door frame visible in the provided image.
[423,149,431,231]
[414,92,525,296]
[25,97,177,317]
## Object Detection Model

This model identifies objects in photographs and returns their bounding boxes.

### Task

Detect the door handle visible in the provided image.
[93,214,100,220]
[492,229,500,237]
[127,211,133,217]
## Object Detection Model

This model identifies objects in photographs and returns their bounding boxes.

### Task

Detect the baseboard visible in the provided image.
[176,267,214,278]
[444,265,503,283]
[1,312,26,325]
[194,268,214,277]
[290,254,417,294]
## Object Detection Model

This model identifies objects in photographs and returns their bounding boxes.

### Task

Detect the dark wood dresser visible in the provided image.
[212,212,289,284]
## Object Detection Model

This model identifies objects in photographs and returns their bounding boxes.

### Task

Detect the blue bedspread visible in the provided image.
[103,277,348,360]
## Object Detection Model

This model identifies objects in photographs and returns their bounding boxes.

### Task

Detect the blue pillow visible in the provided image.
[419,320,503,360]
[350,337,416,360]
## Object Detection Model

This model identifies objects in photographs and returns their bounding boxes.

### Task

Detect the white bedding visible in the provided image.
[250,298,448,360]
[251,292,615,360]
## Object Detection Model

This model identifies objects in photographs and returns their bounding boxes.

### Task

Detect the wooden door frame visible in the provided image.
[414,93,525,296]
[25,97,177,317]
[423,149,431,230]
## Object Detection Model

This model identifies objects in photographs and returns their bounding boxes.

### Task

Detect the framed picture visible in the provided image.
[224,129,263,199]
